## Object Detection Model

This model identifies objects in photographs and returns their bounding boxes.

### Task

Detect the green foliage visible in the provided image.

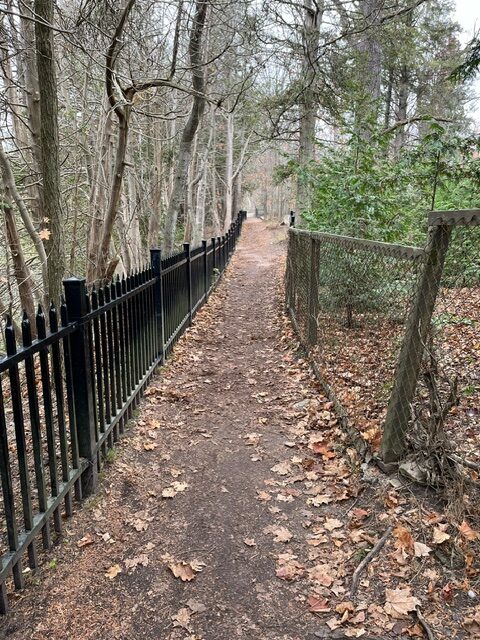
[290,125,480,248]
[450,36,480,82]
[318,251,384,328]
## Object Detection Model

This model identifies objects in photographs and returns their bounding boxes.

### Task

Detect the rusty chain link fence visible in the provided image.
[286,211,480,473]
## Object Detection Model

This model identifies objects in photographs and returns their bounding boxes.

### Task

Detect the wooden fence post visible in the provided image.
[381,223,452,463]
[63,277,98,496]
[150,248,165,364]
[307,236,320,346]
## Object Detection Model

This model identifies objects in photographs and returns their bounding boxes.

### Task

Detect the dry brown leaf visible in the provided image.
[244,538,256,547]
[172,481,189,492]
[458,520,478,541]
[143,441,157,451]
[104,564,122,580]
[384,587,420,618]
[172,607,192,630]
[414,541,432,557]
[308,495,333,507]
[169,562,196,581]
[275,560,304,581]
[324,518,343,532]
[77,533,94,548]
[394,525,414,553]
[271,461,291,476]
[265,525,293,543]
[309,564,334,587]
[432,526,451,544]
[308,595,331,613]
[125,554,149,571]
[162,487,177,498]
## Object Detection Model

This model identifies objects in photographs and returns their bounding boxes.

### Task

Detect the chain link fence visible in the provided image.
[286,212,480,475]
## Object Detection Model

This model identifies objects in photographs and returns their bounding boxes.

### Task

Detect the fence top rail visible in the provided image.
[289,228,425,261]
[0,322,77,373]
[428,209,480,227]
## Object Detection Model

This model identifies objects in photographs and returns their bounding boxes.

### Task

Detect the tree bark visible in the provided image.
[34,0,64,302]
[3,202,37,327]
[223,111,234,230]
[296,0,324,218]
[162,0,209,252]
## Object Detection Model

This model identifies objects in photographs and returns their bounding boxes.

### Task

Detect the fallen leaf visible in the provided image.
[432,526,451,544]
[172,607,192,630]
[384,587,420,618]
[265,525,293,543]
[308,595,331,613]
[104,564,122,580]
[168,562,196,581]
[394,525,414,553]
[459,520,478,541]
[308,495,333,507]
[271,461,291,476]
[125,554,149,571]
[162,487,177,498]
[414,541,432,557]
[143,442,157,451]
[275,560,304,581]
[244,538,256,547]
[172,481,189,492]
[324,518,343,532]
[309,564,334,587]
[77,533,94,548]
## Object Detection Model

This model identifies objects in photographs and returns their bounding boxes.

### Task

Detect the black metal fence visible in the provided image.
[0,211,246,612]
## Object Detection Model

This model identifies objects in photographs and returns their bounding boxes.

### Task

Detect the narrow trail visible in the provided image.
[1,220,328,640]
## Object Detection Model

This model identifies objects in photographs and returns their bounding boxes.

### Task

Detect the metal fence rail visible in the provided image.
[0,211,246,612]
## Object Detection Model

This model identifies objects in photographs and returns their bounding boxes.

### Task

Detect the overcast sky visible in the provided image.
[455,0,479,43]
[455,0,480,121]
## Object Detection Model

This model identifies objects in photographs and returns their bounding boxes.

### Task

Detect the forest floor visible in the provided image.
[1,219,479,640]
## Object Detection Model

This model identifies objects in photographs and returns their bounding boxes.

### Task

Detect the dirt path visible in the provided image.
[0,221,326,640]
[1,220,473,640]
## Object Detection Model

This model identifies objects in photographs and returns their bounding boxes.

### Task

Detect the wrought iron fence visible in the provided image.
[0,211,246,612]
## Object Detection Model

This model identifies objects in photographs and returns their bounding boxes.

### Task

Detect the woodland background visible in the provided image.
[0,0,478,327]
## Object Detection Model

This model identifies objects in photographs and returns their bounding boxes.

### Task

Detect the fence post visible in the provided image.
[202,240,208,301]
[150,248,165,364]
[381,223,452,463]
[63,277,98,496]
[307,236,320,346]
[184,243,193,325]
[289,210,296,227]
[212,237,216,276]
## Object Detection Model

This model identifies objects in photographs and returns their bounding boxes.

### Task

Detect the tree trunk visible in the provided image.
[162,0,209,252]
[384,68,394,129]
[356,0,383,138]
[393,65,409,155]
[3,202,37,327]
[86,107,114,281]
[19,0,43,226]
[296,0,324,217]
[34,0,64,303]
[223,112,234,230]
